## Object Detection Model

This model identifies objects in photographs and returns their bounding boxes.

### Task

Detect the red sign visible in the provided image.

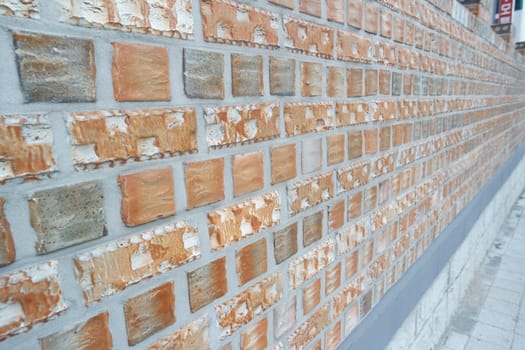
[499,0,513,24]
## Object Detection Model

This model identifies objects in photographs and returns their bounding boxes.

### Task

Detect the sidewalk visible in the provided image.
[436,191,525,350]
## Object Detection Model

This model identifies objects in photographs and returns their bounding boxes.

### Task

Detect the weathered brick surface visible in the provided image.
[185,158,224,208]
[119,167,175,226]
[288,303,330,349]
[285,102,335,136]
[270,57,295,96]
[148,316,208,350]
[40,312,112,350]
[302,278,321,314]
[0,261,67,340]
[241,316,268,350]
[274,297,296,338]
[188,257,227,312]
[233,152,264,196]
[271,144,297,184]
[0,114,55,183]
[303,210,323,246]
[236,238,267,285]
[75,222,199,304]
[289,239,335,289]
[68,108,196,168]
[0,199,14,266]
[274,222,298,264]
[302,138,322,174]
[124,282,175,345]
[232,54,264,96]
[208,191,280,251]
[284,17,334,58]
[30,181,105,254]
[0,0,38,18]
[301,62,323,96]
[184,49,224,99]
[288,172,334,214]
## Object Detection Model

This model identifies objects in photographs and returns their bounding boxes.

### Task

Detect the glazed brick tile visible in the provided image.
[348,130,363,159]
[232,54,264,96]
[328,134,345,165]
[303,210,323,246]
[61,0,193,38]
[112,42,170,101]
[13,32,95,103]
[185,158,224,209]
[201,0,279,48]
[345,250,359,279]
[40,312,112,350]
[0,114,55,182]
[325,321,342,350]
[68,108,197,168]
[236,238,267,285]
[241,316,268,350]
[29,181,105,254]
[205,103,280,147]
[348,192,363,219]
[124,282,175,345]
[329,200,345,229]
[302,278,321,314]
[327,66,345,97]
[327,0,344,23]
[148,316,208,350]
[208,191,280,251]
[288,239,335,289]
[326,262,342,295]
[365,70,378,96]
[270,57,295,96]
[119,167,175,226]
[347,68,363,97]
[274,222,298,264]
[284,102,335,136]
[288,172,334,214]
[284,17,334,58]
[184,49,224,99]
[271,144,297,184]
[288,303,330,349]
[0,261,67,340]
[347,0,362,28]
[75,222,199,304]
[301,62,323,96]
[299,0,321,17]
[187,257,228,312]
[233,151,264,196]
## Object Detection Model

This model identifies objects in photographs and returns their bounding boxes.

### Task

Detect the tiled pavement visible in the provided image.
[436,191,525,350]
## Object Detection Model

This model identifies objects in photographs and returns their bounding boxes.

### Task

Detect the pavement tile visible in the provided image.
[486,287,522,305]
[511,334,525,350]
[476,309,516,331]
[442,331,469,350]
[465,336,508,350]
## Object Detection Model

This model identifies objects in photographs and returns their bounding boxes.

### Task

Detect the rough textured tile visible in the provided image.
[232,54,263,96]
[274,222,298,264]
[289,239,335,289]
[327,0,344,23]
[119,167,175,226]
[68,108,197,168]
[303,211,323,247]
[347,68,363,97]
[13,32,95,103]
[328,134,345,165]
[274,297,296,338]
[336,220,366,255]
[337,161,371,192]
[61,0,193,38]
[379,70,391,95]
[0,199,15,266]
[333,275,365,317]
[148,316,208,350]
[29,181,105,254]
[364,128,378,154]
[208,191,280,251]
[288,172,333,214]
[329,200,345,230]
[336,102,368,127]
[185,158,224,208]
[284,17,334,58]
[303,279,321,314]
[236,238,267,285]
[124,282,175,345]
[288,304,330,349]
[184,49,224,99]
[326,262,342,295]
[201,0,279,48]
[75,222,199,304]
[326,321,342,350]
[241,316,268,350]
[0,261,67,340]
[40,312,112,350]
[270,57,295,96]
[348,130,363,159]
[337,31,372,62]
[271,144,297,184]
[0,0,39,18]
[365,69,378,96]
[112,42,170,101]
[216,273,282,338]
[205,103,280,147]
[301,62,323,96]
[284,102,335,136]
[327,66,345,97]
[187,257,227,312]
[302,138,322,174]
[233,152,264,197]
[348,192,362,219]
[0,114,55,182]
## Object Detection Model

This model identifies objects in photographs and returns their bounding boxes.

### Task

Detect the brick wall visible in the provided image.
[0,0,524,349]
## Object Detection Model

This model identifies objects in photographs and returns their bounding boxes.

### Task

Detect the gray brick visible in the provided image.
[392,72,402,96]
[274,223,298,264]
[183,49,224,99]
[232,54,263,96]
[270,57,295,96]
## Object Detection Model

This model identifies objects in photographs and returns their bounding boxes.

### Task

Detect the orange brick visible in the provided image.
[112,43,170,101]
[365,3,379,34]
[216,273,282,337]
[347,0,362,28]
[188,257,228,312]
[337,161,371,192]
[337,31,372,62]
[148,316,209,350]
[284,102,335,136]
[365,69,378,96]
[205,103,280,147]
[288,303,330,349]
[68,108,197,168]
[327,0,344,23]
[373,100,397,121]
[333,274,365,317]
[336,102,368,126]
[325,321,342,350]
[380,127,392,151]
[299,0,321,17]
[361,240,374,266]
[381,10,392,38]
[348,192,362,219]
[347,68,363,97]
[288,172,334,214]
[185,158,224,209]
[345,250,359,279]
[369,252,390,278]
[233,152,264,196]
[329,200,345,229]
[348,130,363,159]
[303,211,323,246]
[326,262,342,295]
[201,0,279,48]
[328,134,345,165]
[236,238,267,285]
[74,222,199,304]
[0,198,15,266]
[208,191,280,251]
[303,278,321,314]
[284,17,334,58]
[241,317,268,350]
[364,129,379,154]
[379,70,391,95]
[271,144,297,184]
[0,114,55,182]
[40,312,112,350]
[289,239,335,289]
[336,220,366,255]
[0,261,67,340]
[119,167,175,226]
[124,282,175,345]
[327,66,345,97]
[301,62,323,96]
[394,16,404,42]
